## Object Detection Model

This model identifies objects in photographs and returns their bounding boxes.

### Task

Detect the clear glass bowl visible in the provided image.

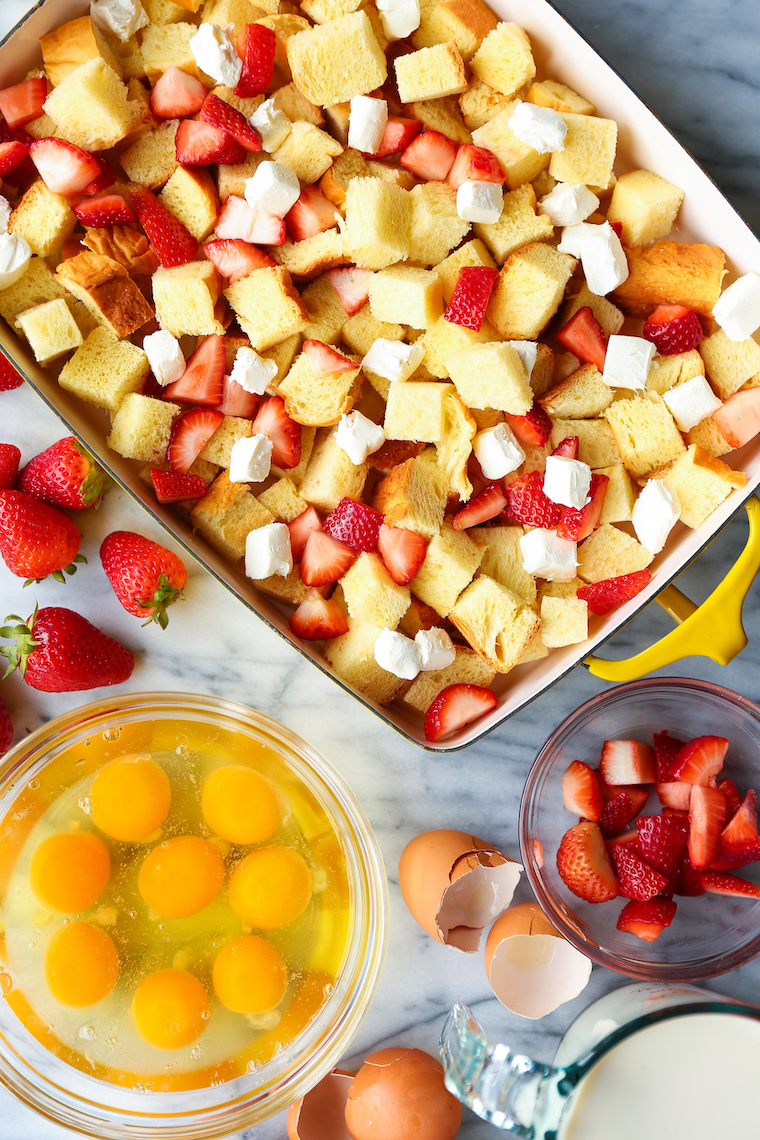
[0,693,387,1139]
[519,678,760,981]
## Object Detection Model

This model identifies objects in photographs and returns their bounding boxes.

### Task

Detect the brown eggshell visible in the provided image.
[345,1047,461,1140]
[398,829,523,952]
[287,1069,355,1140]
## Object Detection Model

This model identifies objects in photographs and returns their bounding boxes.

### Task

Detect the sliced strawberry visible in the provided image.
[551,436,579,459]
[29,137,100,198]
[323,497,383,552]
[612,845,669,901]
[710,842,760,871]
[656,781,693,810]
[81,153,116,197]
[204,237,275,283]
[671,735,728,786]
[689,785,727,869]
[452,481,507,530]
[616,897,676,941]
[608,220,623,238]
[444,266,498,332]
[167,408,224,474]
[637,814,689,878]
[721,790,758,847]
[0,77,47,129]
[701,871,760,899]
[374,117,421,158]
[150,468,207,504]
[714,386,760,449]
[164,335,225,408]
[556,306,607,372]
[576,570,652,616]
[642,304,704,356]
[326,266,372,316]
[215,195,286,246]
[674,852,705,896]
[130,185,198,267]
[447,143,505,189]
[290,589,349,641]
[236,23,276,98]
[200,92,262,152]
[556,472,608,541]
[377,523,428,586]
[556,821,619,903]
[218,375,259,419]
[600,739,656,785]
[302,340,356,376]
[175,118,247,166]
[717,778,742,820]
[73,193,137,228]
[0,443,20,490]
[289,506,323,562]
[504,406,553,448]
[300,528,356,587]
[562,760,603,822]
[653,731,685,783]
[252,395,301,468]
[149,65,207,119]
[286,185,337,241]
[504,470,562,528]
[600,776,649,811]
[598,792,639,839]
[399,129,457,180]
[0,140,28,177]
[424,683,498,743]
[605,827,640,854]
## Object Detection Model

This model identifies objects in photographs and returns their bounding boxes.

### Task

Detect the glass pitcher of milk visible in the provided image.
[440,982,760,1138]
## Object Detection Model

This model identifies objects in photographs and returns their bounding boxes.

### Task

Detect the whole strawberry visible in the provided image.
[17,436,109,510]
[1,605,134,692]
[0,695,12,755]
[0,490,85,583]
[0,443,21,490]
[100,531,187,629]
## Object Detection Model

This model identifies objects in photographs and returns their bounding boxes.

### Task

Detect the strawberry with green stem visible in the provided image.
[17,436,109,509]
[1,605,134,692]
[100,531,187,630]
[0,490,85,583]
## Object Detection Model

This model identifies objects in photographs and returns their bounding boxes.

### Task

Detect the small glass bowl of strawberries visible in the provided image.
[520,677,760,981]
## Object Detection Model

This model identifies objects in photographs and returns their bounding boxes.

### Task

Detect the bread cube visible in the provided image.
[256,566,312,605]
[108,393,180,464]
[271,231,348,281]
[437,388,476,501]
[57,327,148,413]
[286,12,386,106]
[120,121,179,190]
[549,114,617,189]
[549,418,622,468]
[141,24,203,84]
[408,182,471,267]
[299,427,368,510]
[324,620,409,706]
[368,266,443,330]
[17,299,82,365]
[539,364,613,418]
[273,121,343,185]
[412,96,472,144]
[43,58,134,151]
[606,169,684,248]
[153,261,224,338]
[540,577,586,601]
[256,14,311,81]
[384,380,453,443]
[372,448,447,537]
[217,152,267,201]
[473,183,553,265]
[470,22,535,97]
[447,342,532,413]
[191,471,274,562]
[560,282,624,338]
[301,275,349,345]
[450,574,540,672]
[0,258,66,327]
[410,522,483,616]
[526,79,594,116]
[577,523,653,583]
[56,252,154,338]
[603,394,686,477]
[204,0,269,38]
[9,181,76,258]
[487,242,576,340]
[142,0,191,22]
[685,416,734,459]
[341,552,411,629]
[699,328,760,399]
[225,266,309,350]
[435,238,496,302]
[344,177,411,270]
[459,78,511,131]
[272,424,316,484]
[646,349,705,396]
[470,525,536,605]
[200,415,254,467]
[81,226,159,278]
[597,463,636,523]
[320,147,372,208]
[529,343,555,398]
[540,596,588,648]
[420,0,497,61]
[40,15,123,87]
[395,42,468,103]
[402,646,496,713]
[471,105,549,190]
[159,166,219,241]
[279,351,361,425]
[659,444,745,529]
[257,478,308,522]
[613,241,726,326]
[419,314,498,379]
[516,629,549,664]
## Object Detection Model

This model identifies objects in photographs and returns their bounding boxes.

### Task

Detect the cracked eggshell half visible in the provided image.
[345,1047,462,1140]
[398,829,523,952]
[286,1069,354,1140]
[484,902,592,1019]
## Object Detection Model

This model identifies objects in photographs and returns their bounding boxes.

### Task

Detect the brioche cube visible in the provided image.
[320,147,372,208]
[540,577,586,601]
[659,444,745,528]
[577,523,653,583]
[411,0,452,50]
[159,166,219,241]
[685,416,734,458]
[217,152,266,201]
[550,418,622,468]
[606,169,684,248]
[191,471,274,562]
[540,596,588,648]
[539,364,613,419]
[108,393,180,464]
[257,14,311,81]
[408,182,471,267]
[142,0,191,21]
[549,114,617,189]
[57,327,149,414]
[56,252,154,338]
[471,106,549,190]
[469,525,536,605]
[256,566,312,605]
[257,478,308,522]
[286,12,386,106]
[120,121,179,189]
[140,24,202,83]
[410,522,483,616]
[430,0,497,59]
[279,351,361,425]
[273,121,343,184]
[561,282,624,338]
[419,314,498,379]
[459,77,511,131]
[527,79,594,116]
[302,275,349,344]
[272,424,316,484]
[450,574,540,672]
[17,299,83,365]
[384,381,453,443]
[368,267,443,330]
[395,42,468,103]
[613,241,726,326]
[0,257,66,327]
[372,448,447,537]
[447,342,532,413]
[40,15,124,86]
[271,231,348,280]
[402,646,496,713]
[300,0,364,24]
[516,630,549,664]
[43,59,134,151]
[597,463,636,523]
[81,226,159,278]
[224,266,309,350]
[699,328,760,399]
[9,181,76,258]
[412,96,472,144]
[262,334,301,389]
[529,343,555,398]
[203,0,269,37]
[341,553,411,629]
[324,620,409,706]
[470,22,535,97]
[473,183,553,264]
[435,238,496,302]
[603,394,686,477]
[344,178,411,270]
[299,427,368,510]
[153,261,224,337]
[200,416,254,467]
[437,388,476,501]
[487,243,576,340]
[646,349,705,396]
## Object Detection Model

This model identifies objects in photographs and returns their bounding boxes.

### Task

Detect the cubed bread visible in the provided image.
[279,351,361,425]
[372,448,447,537]
[272,424,316,484]
[430,0,498,60]
[200,415,254,467]
[459,78,511,131]
[341,552,411,628]
[613,241,726,327]
[699,328,760,399]
[516,629,549,664]
[300,0,364,24]
[473,183,553,264]
[437,387,476,500]
[549,418,622,468]
[40,15,123,87]
[540,577,586,601]
[341,303,404,358]
[411,0,453,50]
[344,177,411,270]
[56,251,154,337]
[273,120,343,183]
[597,463,636,523]
[368,266,443,329]
[530,342,555,397]
[449,574,540,672]
[0,257,66,327]
[470,22,535,97]
[153,261,225,337]
[384,380,454,443]
[470,525,536,605]
[471,105,549,190]
[560,282,624,337]
[447,341,532,413]
[108,392,181,463]
[272,81,324,126]
[576,523,653,583]
[58,326,150,414]
[256,566,312,605]
[82,226,159,277]
[606,170,685,248]
[324,620,409,706]
[549,113,617,188]
[158,165,219,241]
[225,266,309,349]
[395,42,468,103]
[257,14,311,80]
[397,594,441,638]
[435,238,496,302]
[271,230,348,280]
[217,152,266,201]
[142,0,191,21]
[43,58,134,151]
[603,393,686,477]
[540,596,588,648]
[319,147,372,209]
[646,349,705,396]
[17,299,83,364]
[286,12,387,106]
[410,521,483,616]
[301,275,350,344]
[299,427,368,510]
[408,182,471,267]
[656,444,745,528]
[140,23,202,83]
[191,471,274,561]
[539,363,613,418]
[402,645,496,713]
[203,0,269,38]
[685,416,734,458]
[412,96,472,144]
[487,242,576,340]
[526,79,594,116]
[9,181,76,258]
[419,314,498,379]
[257,477,308,521]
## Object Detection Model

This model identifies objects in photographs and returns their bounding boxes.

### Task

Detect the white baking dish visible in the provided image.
[2,0,760,751]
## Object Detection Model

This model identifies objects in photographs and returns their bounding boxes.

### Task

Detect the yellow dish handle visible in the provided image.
[585,496,760,682]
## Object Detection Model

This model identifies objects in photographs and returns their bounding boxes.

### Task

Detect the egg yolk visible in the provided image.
[29,831,110,913]
[138,835,225,918]
[201,765,281,846]
[90,755,171,842]
[212,934,288,1014]
[44,922,119,1007]
[228,846,312,929]
[131,968,209,1050]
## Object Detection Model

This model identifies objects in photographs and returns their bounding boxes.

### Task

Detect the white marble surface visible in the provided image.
[1,0,760,1136]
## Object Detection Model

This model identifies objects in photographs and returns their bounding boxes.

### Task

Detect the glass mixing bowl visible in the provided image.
[0,693,387,1139]
[520,678,760,981]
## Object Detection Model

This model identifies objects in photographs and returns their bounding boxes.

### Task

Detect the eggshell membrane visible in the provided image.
[398,829,523,952]
[286,1069,354,1140]
[484,902,592,1020]
[345,1047,461,1140]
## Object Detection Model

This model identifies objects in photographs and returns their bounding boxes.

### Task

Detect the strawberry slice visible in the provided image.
[218,375,259,419]
[286,185,338,241]
[721,790,758,847]
[600,739,656,785]
[424,683,498,743]
[200,92,262,152]
[149,65,207,119]
[175,118,247,166]
[215,195,286,246]
[326,267,372,316]
[289,506,323,563]
[637,814,689,878]
[377,523,428,586]
[0,77,47,128]
[608,220,623,238]
[562,760,603,822]
[504,406,553,448]
[399,129,457,180]
[598,792,639,838]
[689,785,727,869]
[204,237,275,283]
[701,871,760,899]
[130,185,198,267]
[80,153,116,197]
[556,821,619,903]
[0,118,34,188]
[504,470,562,528]
[674,852,705,896]
[556,472,608,541]
[0,354,24,391]
[671,735,729,786]
[576,570,652,616]
[709,842,760,871]
[605,827,640,856]
[717,777,742,819]
[612,844,669,901]
[290,589,349,640]
[447,143,505,189]
[444,266,498,332]
[653,731,685,782]
[616,897,676,941]
[0,140,28,177]
[150,468,207,504]
[556,306,607,371]
[642,304,704,356]
[236,23,276,97]
[714,387,760,449]
[302,340,355,376]
[252,395,301,469]
[656,781,693,810]
[452,481,507,530]
[167,409,224,474]
[374,117,421,158]
[164,335,225,407]
[323,498,383,552]
[600,776,649,810]
[73,194,137,227]
[300,529,356,587]
[551,436,579,459]
[29,137,100,198]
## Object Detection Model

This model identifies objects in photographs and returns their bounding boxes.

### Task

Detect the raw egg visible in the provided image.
[131,968,209,1050]
[138,835,225,918]
[202,765,280,845]
[44,922,119,1007]
[228,846,312,929]
[90,755,171,842]
[398,829,523,951]
[287,1070,355,1140]
[29,831,110,913]
[212,934,288,1014]
[345,1048,461,1140]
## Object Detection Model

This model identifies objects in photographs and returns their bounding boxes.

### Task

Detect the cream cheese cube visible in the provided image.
[0,196,11,235]
[90,0,148,42]
[456,180,504,224]
[348,96,388,155]
[632,478,681,554]
[543,455,592,508]
[190,23,242,88]
[519,528,578,581]
[377,0,421,40]
[335,410,385,464]
[244,161,301,218]
[142,330,185,387]
[580,223,629,296]
[473,423,525,479]
[245,522,293,578]
[0,233,31,289]
[362,338,425,383]
[662,375,723,432]
[230,345,278,395]
[374,628,422,679]
[229,433,273,483]
[602,335,656,390]
[249,98,292,153]
[712,273,760,341]
[508,101,567,154]
[415,628,456,671]
[508,340,538,378]
[538,182,599,227]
